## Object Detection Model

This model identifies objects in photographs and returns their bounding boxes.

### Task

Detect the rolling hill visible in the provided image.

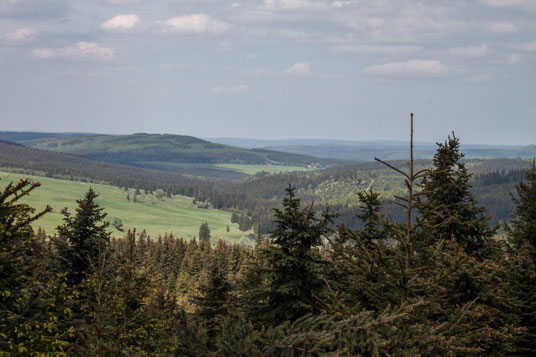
[0,132,350,177]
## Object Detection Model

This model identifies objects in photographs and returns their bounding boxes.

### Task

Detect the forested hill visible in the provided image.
[208,137,536,161]
[0,132,350,174]
[0,140,216,193]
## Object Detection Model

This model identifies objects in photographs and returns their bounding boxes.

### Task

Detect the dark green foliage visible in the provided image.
[192,256,231,332]
[230,212,239,224]
[506,160,536,354]
[238,213,251,231]
[0,179,73,355]
[256,185,334,325]
[79,229,177,355]
[508,160,536,249]
[55,187,110,286]
[325,122,521,355]
[111,216,123,231]
[421,134,495,253]
[355,188,384,245]
[199,222,211,243]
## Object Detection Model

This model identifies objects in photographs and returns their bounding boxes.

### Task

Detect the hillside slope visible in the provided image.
[0,132,351,177]
[0,171,253,243]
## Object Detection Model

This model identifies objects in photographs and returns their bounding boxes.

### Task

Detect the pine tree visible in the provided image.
[421,133,495,253]
[192,256,231,332]
[258,184,334,325]
[0,179,73,354]
[199,222,211,244]
[238,213,251,231]
[55,187,110,286]
[230,212,239,224]
[506,160,536,354]
[355,188,384,246]
[508,159,536,249]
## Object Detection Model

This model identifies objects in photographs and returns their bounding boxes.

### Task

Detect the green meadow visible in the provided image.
[212,163,309,175]
[0,171,254,244]
[135,161,309,175]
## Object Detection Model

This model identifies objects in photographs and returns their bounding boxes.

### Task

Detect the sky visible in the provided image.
[1,0,535,145]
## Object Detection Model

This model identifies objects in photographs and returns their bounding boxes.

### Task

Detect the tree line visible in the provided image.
[0,140,528,237]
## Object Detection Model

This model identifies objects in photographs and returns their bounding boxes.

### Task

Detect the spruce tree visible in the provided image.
[199,222,211,244]
[506,160,536,354]
[55,187,110,286]
[421,133,495,253]
[259,184,333,325]
[238,213,251,231]
[508,159,536,249]
[355,188,384,246]
[192,256,231,331]
[0,179,72,354]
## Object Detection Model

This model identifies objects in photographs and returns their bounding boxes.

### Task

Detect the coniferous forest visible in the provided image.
[2,125,536,356]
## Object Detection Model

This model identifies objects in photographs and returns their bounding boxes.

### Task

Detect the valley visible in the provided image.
[0,171,253,244]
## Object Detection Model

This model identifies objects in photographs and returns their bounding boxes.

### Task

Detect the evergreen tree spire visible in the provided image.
[421,133,494,253]
[258,184,334,324]
[508,159,536,249]
[55,187,110,286]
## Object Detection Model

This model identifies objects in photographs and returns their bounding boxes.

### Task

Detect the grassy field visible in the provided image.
[0,171,254,244]
[136,161,309,175]
[213,163,309,174]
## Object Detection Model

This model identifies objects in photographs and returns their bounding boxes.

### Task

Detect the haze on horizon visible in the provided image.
[1,0,535,146]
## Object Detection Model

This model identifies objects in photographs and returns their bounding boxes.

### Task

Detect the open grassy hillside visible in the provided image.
[0,171,254,244]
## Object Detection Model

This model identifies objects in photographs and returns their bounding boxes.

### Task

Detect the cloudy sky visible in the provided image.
[1,0,535,144]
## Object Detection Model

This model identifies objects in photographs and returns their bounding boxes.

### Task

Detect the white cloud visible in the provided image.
[487,21,519,34]
[217,40,232,52]
[164,14,229,34]
[5,27,35,42]
[364,59,448,76]
[106,0,142,4]
[332,1,351,8]
[250,68,270,77]
[332,44,420,55]
[469,73,494,82]
[284,62,313,76]
[481,0,536,10]
[508,52,521,64]
[33,42,114,60]
[510,40,536,51]
[367,17,384,28]
[212,84,249,94]
[264,0,323,10]
[447,44,492,57]
[101,14,140,30]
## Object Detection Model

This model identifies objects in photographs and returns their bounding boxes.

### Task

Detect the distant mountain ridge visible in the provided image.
[206,138,536,161]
